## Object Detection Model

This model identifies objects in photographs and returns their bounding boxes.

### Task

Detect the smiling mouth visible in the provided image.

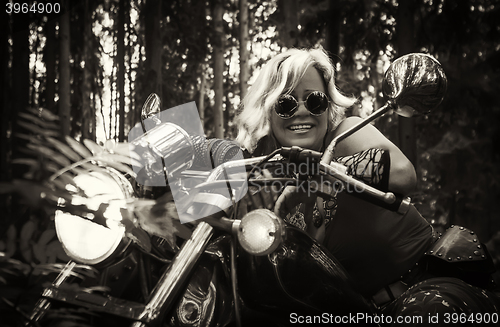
[288,124,313,132]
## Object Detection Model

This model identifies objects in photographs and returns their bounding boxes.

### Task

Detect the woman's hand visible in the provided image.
[274,185,325,242]
[237,169,280,218]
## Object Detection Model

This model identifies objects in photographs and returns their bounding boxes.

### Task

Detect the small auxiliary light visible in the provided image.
[237,209,285,256]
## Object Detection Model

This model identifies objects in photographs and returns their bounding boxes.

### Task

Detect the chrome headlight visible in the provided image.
[55,170,132,265]
[237,209,284,256]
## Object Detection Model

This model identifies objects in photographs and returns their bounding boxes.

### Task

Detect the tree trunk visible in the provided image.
[117,0,126,142]
[239,0,249,100]
[12,15,30,112]
[278,0,298,47]
[59,0,72,137]
[45,18,56,114]
[1,9,11,183]
[213,1,225,139]
[126,0,133,134]
[81,0,93,140]
[397,0,416,166]
[12,13,30,178]
[198,63,207,126]
[325,0,341,65]
[144,0,162,104]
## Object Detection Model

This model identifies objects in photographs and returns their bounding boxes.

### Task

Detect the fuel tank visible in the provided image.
[237,225,374,322]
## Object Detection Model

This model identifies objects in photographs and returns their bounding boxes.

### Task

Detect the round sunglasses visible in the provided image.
[275,91,329,119]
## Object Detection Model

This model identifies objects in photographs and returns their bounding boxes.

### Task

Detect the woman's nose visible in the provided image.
[295,100,309,116]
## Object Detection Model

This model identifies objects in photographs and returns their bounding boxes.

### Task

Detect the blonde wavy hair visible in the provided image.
[235,48,356,154]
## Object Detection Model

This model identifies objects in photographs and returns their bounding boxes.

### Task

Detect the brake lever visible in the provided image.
[278,146,397,205]
[281,146,322,163]
[318,162,411,214]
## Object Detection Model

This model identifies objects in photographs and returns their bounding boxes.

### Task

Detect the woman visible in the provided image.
[235,47,500,322]
[235,47,435,300]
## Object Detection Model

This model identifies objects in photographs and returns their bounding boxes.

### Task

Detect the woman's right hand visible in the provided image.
[237,169,280,218]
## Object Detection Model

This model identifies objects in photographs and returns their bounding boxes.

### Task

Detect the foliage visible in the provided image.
[410,0,500,239]
[43,110,187,236]
[1,107,190,263]
[0,107,194,323]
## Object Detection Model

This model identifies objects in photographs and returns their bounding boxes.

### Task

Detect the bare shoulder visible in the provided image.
[332,116,365,137]
[329,116,394,156]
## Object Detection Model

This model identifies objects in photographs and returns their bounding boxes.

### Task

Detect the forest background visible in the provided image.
[1,0,500,281]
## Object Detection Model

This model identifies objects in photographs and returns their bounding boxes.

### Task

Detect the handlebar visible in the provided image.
[194,147,411,216]
[317,162,410,214]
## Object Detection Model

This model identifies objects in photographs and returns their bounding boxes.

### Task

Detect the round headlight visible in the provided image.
[55,170,132,265]
[237,209,284,256]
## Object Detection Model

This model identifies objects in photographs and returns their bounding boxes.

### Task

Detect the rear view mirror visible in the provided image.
[382,53,447,117]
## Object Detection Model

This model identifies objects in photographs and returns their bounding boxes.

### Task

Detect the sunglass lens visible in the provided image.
[277,95,297,118]
[307,92,328,115]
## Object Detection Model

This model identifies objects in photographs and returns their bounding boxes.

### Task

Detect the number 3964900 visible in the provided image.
[6,2,61,14]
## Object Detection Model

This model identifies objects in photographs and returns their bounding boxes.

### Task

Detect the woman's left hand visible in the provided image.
[331,116,417,195]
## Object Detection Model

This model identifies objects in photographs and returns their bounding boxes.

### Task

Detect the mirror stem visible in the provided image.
[140,93,162,133]
[321,100,396,164]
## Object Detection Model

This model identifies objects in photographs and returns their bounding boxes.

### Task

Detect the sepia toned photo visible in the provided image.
[1,1,500,326]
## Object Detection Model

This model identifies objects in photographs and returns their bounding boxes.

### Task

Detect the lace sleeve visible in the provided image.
[335,148,391,191]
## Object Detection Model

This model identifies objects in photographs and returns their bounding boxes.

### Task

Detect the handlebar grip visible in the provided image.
[318,163,411,215]
[348,190,411,214]
[191,136,243,169]
[281,146,322,163]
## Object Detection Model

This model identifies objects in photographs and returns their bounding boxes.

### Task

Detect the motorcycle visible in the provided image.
[9,53,497,327]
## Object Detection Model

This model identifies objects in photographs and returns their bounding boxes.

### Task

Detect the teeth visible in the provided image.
[289,124,312,131]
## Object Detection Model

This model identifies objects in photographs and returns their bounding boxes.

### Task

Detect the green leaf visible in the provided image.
[18,112,60,130]
[120,209,152,253]
[98,152,142,169]
[45,161,70,174]
[131,196,184,249]
[48,158,100,182]
[78,163,108,175]
[0,180,55,207]
[15,133,38,141]
[26,143,72,168]
[112,143,141,161]
[17,120,60,138]
[83,139,104,155]
[172,219,192,240]
[12,158,39,167]
[46,137,83,162]
[50,173,78,190]
[66,136,93,158]
[104,139,116,151]
[26,107,59,121]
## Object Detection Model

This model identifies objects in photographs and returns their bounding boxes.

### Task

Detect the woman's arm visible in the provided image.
[330,116,417,195]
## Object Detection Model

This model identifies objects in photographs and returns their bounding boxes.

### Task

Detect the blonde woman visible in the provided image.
[235,47,433,299]
[235,47,500,319]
